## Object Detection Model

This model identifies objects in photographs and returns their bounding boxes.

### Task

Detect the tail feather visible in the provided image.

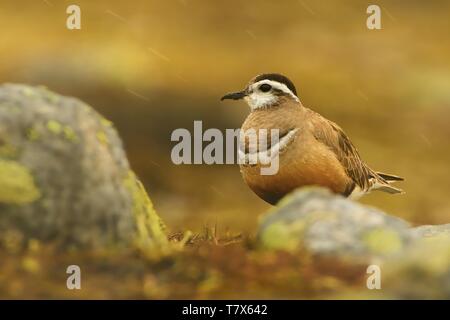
[374,183,404,194]
[376,172,404,182]
[369,171,405,195]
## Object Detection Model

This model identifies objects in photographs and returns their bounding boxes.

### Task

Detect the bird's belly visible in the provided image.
[240,141,352,204]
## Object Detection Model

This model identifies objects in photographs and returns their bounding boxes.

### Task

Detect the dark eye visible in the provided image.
[259,83,272,92]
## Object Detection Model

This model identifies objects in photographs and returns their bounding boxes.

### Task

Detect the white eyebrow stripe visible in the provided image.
[251,79,299,102]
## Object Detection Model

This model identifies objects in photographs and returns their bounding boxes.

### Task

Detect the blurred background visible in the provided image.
[1,0,449,234]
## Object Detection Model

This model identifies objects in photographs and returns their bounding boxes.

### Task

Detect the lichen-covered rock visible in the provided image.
[381,236,450,299]
[257,187,417,259]
[0,160,41,204]
[410,224,450,238]
[0,84,167,249]
[257,187,450,298]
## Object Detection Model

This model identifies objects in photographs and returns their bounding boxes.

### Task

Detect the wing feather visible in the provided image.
[308,110,383,191]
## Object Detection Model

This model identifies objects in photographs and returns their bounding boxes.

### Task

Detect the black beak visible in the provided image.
[220,90,246,101]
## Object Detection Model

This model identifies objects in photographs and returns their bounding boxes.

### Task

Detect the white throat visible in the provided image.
[244,92,278,110]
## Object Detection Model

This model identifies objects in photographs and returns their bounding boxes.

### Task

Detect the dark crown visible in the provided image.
[252,73,297,96]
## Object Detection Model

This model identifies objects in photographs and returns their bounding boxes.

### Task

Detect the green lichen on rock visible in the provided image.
[21,86,35,97]
[362,228,403,255]
[0,159,40,204]
[380,236,450,299]
[257,187,414,258]
[123,170,169,255]
[35,120,79,143]
[46,120,62,135]
[62,126,78,143]
[259,220,306,251]
[100,117,113,128]
[96,130,109,146]
[0,84,168,251]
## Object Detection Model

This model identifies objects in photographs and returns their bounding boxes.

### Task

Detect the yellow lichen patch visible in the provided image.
[46,120,62,135]
[100,117,113,128]
[0,160,41,204]
[123,170,170,257]
[46,92,59,104]
[259,220,306,251]
[410,236,450,274]
[43,121,78,143]
[363,228,403,255]
[62,126,79,143]
[380,236,450,299]
[96,130,108,146]
[21,87,35,97]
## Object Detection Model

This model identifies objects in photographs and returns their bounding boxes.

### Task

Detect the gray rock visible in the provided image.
[257,187,450,299]
[381,236,450,299]
[410,224,450,238]
[257,187,418,258]
[0,84,167,249]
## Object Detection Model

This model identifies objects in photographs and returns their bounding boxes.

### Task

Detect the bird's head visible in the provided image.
[221,73,299,110]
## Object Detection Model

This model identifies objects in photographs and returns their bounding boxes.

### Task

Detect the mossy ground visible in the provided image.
[0,229,369,299]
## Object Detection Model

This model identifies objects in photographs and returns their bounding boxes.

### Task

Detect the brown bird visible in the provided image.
[221,73,404,205]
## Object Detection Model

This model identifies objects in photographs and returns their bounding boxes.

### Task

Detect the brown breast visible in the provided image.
[239,101,353,204]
